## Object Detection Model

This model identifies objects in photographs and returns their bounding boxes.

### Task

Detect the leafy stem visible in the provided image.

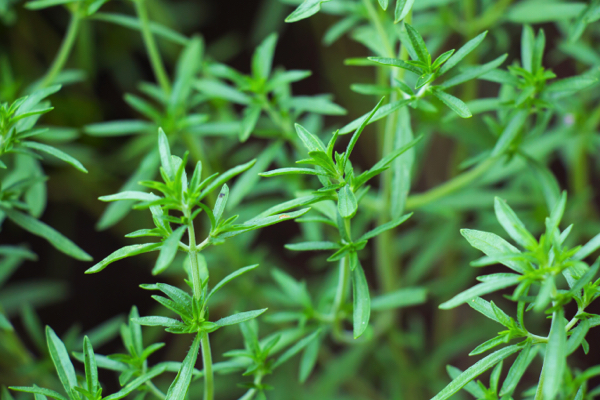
[40,6,82,88]
[201,332,214,400]
[134,0,172,95]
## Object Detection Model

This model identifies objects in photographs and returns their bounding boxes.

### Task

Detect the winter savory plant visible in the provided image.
[2,0,600,399]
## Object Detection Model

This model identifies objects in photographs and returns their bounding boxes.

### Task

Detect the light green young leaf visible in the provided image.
[438,31,488,75]
[273,330,321,369]
[439,275,521,309]
[199,159,256,200]
[90,13,189,45]
[294,123,326,153]
[84,120,153,136]
[506,1,586,23]
[82,337,98,394]
[494,198,537,249]
[8,388,66,400]
[103,365,167,400]
[431,345,522,400]
[405,24,429,64]
[338,184,357,219]
[252,33,278,80]
[207,264,259,303]
[287,95,347,115]
[24,0,77,10]
[299,335,320,382]
[358,213,412,242]
[1,206,91,261]
[99,191,160,203]
[214,309,268,327]
[0,313,13,331]
[339,98,412,134]
[395,0,415,23]
[158,128,173,179]
[438,54,507,89]
[285,241,340,251]
[461,229,527,273]
[542,308,567,400]
[46,327,78,400]
[377,0,388,10]
[213,185,229,225]
[390,108,415,218]
[259,168,329,177]
[352,262,370,339]
[499,342,537,396]
[153,226,186,275]
[285,0,331,23]
[369,57,422,75]
[490,110,528,156]
[345,98,385,164]
[85,243,161,274]
[240,104,262,142]
[194,79,251,105]
[371,287,426,311]
[574,233,600,260]
[432,90,471,118]
[163,334,201,400]
[20,142,87,173]
[133,316,183,328]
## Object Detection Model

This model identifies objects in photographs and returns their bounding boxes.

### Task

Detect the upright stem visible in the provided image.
[405,156,497,210]
[134,0,171,95]
[40,8,82,88]
[201,333,214,400]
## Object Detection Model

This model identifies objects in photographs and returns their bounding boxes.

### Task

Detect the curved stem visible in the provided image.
[134,0,171,95]
[405,156,498,210]
[40,9,82,88]
[145,381,166,399]
[201,333,214,400]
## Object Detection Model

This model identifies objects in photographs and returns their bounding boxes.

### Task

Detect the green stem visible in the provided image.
[134,0,171,95]
[362,0,394,58]
[405,156,498,210]
[40,9,82,88]
[201,333,214,400]
[186,220,203,300]
[145,381,166,399]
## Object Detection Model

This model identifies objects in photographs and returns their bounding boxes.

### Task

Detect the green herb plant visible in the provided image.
[2,0,600,399]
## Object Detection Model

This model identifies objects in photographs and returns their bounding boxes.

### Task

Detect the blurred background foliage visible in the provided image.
[1,0,600,399]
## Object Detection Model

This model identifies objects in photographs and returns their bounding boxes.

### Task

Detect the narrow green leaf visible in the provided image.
[438,54,508,89]
[339,98,412,134]
[259,168,329,177]
[85,243,161,274]
[103,365,167,400]
[240,104,262,142]
[461,229,527,273]
[394,0,415,23]
[91,12,189,45]
[494,197,537,249]
[157,128,173,179]
[132,316,183,328]
[574,233,600,260]
[377,0,388,10]
[506,2,586,23]
[82,337,98,394]
[163,334,201,400]
[369,57,422,75]
[46,327,78,400]
[199,159,256,200]
[285,0,331,22]
[405,24,429,64]
[273,330,321,369]
[352,262,370,339]
[214,309,268,327]
[432,90,472,118]
[338,184,357,219]
[431,345,522,400]
[287,95,346,115]
[358,213,412,242]
[213,185,229,225]
[542,308,567,400]
[252,33,278,79]
[99,191,160,203]
[20,142,87,173]
[24,0,77,10]
[194,79,251,105]
[499,342,537,396]
[153,226,186,275]
[299,335,320,383]
[345,98,385,164]
[439,275,521,309]
[438,31,488,75]
[285,241,340,251]
[8,388,66,400]
[371,287,427,311]
[294,123,326,153]
[1,206,91,261]
[490,110,528,156]
[207,264,259,303]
